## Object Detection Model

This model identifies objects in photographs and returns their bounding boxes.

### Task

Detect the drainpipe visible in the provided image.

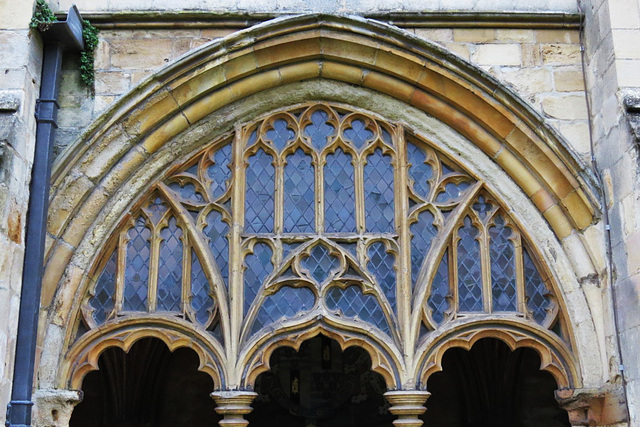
[5,6,83,427]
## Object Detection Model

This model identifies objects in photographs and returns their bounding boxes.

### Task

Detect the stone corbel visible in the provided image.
[384,390,431,427]
[31,389,83,427]
[555,385,627,426]
[210,390,258,427]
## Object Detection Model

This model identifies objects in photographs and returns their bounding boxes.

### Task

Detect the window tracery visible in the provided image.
[82,103,565,370]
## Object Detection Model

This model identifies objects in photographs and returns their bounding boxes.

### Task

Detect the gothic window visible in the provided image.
[83,103,563,348]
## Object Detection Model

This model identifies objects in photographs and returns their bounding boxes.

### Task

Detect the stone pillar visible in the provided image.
[31,389,83,427]
[384,390,431,427]
[210,390,257,427]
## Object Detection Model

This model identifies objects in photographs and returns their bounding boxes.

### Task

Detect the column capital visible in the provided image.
[210,390,258,427]
[384,390,431,427]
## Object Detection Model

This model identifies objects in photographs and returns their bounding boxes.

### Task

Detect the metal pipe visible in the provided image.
[5,7,83,427]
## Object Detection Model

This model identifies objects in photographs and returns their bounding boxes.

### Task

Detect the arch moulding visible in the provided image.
[39,14,604,392]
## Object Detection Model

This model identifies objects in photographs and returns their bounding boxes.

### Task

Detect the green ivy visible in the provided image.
[80,20,99,93]
[30,0,57,31]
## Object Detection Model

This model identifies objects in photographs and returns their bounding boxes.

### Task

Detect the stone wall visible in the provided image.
[0,0,40,423]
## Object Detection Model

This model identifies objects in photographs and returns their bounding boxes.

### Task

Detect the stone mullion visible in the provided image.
[479,222,492,313]
[147,222,161,312]
[273,154,284,235]
[354,154,366,234]
[451,231,461,315]
[228,128,246,386]
[316,154,325,233]
[115,228,129,312]
[181,230,190,316]
[514,231,526,315]
[394,127,412,360]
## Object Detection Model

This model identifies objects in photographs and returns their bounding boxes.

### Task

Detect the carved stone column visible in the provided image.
[210,391,258,427]
[31,389,83,427]
[384,390,431,427]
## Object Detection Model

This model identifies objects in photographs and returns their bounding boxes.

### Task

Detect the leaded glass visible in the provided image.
[364,149,394,233]
[244,243,273,314]
[435,181,471,203]
[303,245,340,283]
[407,143,432,199]
[146,197,168,224]
[490,216,517,312]
[472,196,493,220]
[367,242,396,312]
[284,149,315,233]
[457,217,483,311]
[168,182,205,204]
[157,218,183,312]
[252,286,315,333]
[325,286,390,333]
[204,209,229,285]
[191,250,214,326]
[428,251,450,325]
[524,249,551,324]
[343,119,373,148]
[324,149,356,232]
[304,110,334,150]
[245,149,275,233]
[265,119,295,151]
[124,217,151,311]
[91,250,117,324]
[207,143,232,199]
[410,210,438,289]
[282,242,302,258]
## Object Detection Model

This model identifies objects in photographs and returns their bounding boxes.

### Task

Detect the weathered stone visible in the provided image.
[472,44,521,66]
[542,95,588,120]
[554,68,585,92]
[32,389,83,427]
[109,38,173,69]
[541,43,581,65]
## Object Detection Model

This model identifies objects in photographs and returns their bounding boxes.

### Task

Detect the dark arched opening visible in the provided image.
[247,335,394,427]
[70,337,220,427]
[422,337,570,427]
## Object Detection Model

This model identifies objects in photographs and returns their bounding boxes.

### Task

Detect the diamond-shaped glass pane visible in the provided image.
[364,149,394,233]
[157,217,183,312]
[265,119,295,151]
[367,242,396,313]
[428,251,450,325]
[124,217,150,311]
[204,209,229,286]
[490,216,517,312]
[252,286,315,334]
[343,119,373,149]
[244,243,273,315]
[191,249,214,326]
[325,286,390,334]
[524,248,551,324]
[90,250,117,324]
[324,149,355,232]
[284,149,315,233]
[207,143,232,200]
[457,217,483,312]
[303,245,340,283]
[304,110,334,150]
[410,210,438,289]
[245,149,275,233]
[407,143,433,199]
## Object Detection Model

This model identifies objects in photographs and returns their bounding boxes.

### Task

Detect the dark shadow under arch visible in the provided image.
[422,338,569,427]
[70,337,221,427]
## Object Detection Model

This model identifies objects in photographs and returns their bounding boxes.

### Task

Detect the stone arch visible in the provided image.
[39,14,605,395]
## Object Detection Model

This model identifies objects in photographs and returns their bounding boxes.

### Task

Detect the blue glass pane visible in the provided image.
[490,216,517,312]
[304,110,334,150]
[191,250,214,326]
[364,149,394,233]
[343,119,373,149]
[168,182,205,204]
[367,242,396,312]
[252,286,315,333]
[91,250,117,324]
[303,245,340,283]
[244,243,273,315]
[324,149,356,232]
[157,217,183,312]
[325,286,390,334]
[124,217,150,311]
[265,119,295,151]
[428,251,450,325]
[282,242,302,259]
[457,217,483,312]
[146,197,168,224]
[524,249,551,324]
[207,143,232,200]
[472,195,494,220]
[204,209,229,286]
[245,149,275,233]
[435,181,471,203]
[341,242,358,257]
[410,210,438,289]
[407,143,433,199]
[284,149,315,233]
[381,127,392,145]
